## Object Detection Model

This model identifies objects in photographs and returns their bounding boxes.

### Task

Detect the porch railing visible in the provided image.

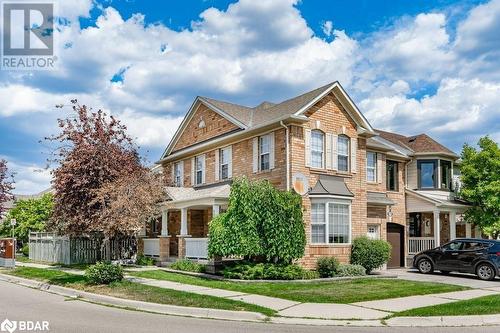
[143,238,160,257]
[408,237,435,255]
[185,238,208,259]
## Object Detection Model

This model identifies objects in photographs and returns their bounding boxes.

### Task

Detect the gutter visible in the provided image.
[280,121,290,191]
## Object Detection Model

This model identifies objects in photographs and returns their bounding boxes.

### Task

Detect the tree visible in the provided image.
[0,193,53,243]
[92,170,164,237]
[0,159,14,218]
[208,178,305,264]
[46,100,150,237]
[459,136,500,238]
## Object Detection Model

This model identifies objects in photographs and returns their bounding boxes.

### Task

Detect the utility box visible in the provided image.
[0,238,16,268]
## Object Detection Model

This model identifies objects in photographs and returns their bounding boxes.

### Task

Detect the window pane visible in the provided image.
[338,156,348,172]
[196,170,202,184]
[328,203,350,244]
[338,136,349,171]
[312,225,326,243]
[311,131,324,168]
[221,164,228,179]
[220,148,229,164]
[312,203,325,223]
[260,153,270,171]
[420,161,435,188]
[259,135,270,154]
[387,161,398,191]
[367,168,376,182]
[440,160,451,190]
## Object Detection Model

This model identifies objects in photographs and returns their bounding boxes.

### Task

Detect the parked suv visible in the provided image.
[413,238,500,281]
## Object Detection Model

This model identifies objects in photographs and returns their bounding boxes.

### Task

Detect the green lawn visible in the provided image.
[394,295,500,317]
[1,267,275,316]
[129,270,469,304]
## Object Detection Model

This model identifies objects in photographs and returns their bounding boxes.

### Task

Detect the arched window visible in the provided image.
[337,135,349,172]
[311,130,324,168]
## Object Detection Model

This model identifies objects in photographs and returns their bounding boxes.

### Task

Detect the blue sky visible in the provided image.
[0,0,499,194]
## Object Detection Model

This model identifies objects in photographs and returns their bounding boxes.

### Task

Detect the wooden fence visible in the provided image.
[29,232,136,265]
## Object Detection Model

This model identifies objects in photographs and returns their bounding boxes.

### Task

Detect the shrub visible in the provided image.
[136,255,155,266]
[316,256,340,278]
[336,264,366,277]
[208,178,305,264]
[350,237,391,273]
[85,262,123,285]
[170,259,206,273]
[21,244,29,257]
[222,262,312,280]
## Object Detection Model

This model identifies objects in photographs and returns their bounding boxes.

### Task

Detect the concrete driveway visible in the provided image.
[390,268,500,288]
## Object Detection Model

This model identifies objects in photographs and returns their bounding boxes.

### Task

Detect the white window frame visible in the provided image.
[219,147,230,180]
[337,135,350,172]
[174,162,183,187]
[366,151,377,182]
[311,130,324,168]
[259,134,271,171]
[195,155,204,185]
[367,224,380,240]
[311,198,352,245]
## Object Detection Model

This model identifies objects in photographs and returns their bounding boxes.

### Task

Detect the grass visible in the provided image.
[14,255,32,263]
[130,270,469,304]
[1,267,275,316]
[394,295,500,317]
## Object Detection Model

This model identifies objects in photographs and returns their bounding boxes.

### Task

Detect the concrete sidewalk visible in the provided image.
[14,262,500,321]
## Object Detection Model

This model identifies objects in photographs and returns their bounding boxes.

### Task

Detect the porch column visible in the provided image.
[180,208,188,235]
[475,225,482,238]
[433,210,441,247]
[449,211,457,241]
[212,204,220,217]
[161,208,169,236]
[466,223,472,238]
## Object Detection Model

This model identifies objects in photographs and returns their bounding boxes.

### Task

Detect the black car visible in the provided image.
[413,238,500,281]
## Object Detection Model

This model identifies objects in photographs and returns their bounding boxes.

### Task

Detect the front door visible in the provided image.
[387,223,404,268]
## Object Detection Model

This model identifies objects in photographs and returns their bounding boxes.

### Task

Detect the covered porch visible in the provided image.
[139,184,229,263]
[406,189,476,258]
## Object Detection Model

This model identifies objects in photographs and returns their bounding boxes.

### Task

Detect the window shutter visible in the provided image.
[326,133,333,169]
[377,153,383,184]
[201,154,206,184]
[228,145,233,178]
[214,149,220,181]
[269,132,275,170]
[191,157,195,185]
[179,161,184,187]
[305,129,311,167]
[332,134,338,170]
[252,137,259,173]
[350,137,357,173]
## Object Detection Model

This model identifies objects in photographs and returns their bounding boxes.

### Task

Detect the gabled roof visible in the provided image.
[161,81,377,161]
[377,130,458,158]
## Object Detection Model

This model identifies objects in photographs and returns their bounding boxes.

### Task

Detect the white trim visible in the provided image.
[161,97,246,159]
[269,131,275,170]
[310,199,352,245]
[293,82,375,134]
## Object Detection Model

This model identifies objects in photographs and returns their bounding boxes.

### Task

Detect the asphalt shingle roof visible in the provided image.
[376,129,457,157]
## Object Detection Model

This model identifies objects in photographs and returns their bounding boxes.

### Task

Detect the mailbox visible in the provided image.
[0,238,16,268]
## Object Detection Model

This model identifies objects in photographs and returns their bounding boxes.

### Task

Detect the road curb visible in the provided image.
[2,272,500,327]
[0,273,266,323]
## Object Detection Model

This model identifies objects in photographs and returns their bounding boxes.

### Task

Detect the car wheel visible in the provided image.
[440,271,450,275]
[417,258,434,274]
[476,263,496,281]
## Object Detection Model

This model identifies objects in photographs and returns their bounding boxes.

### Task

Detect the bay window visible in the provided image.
[311,201,351,244]
[440,160,452,190]
[311,130,324,168]
[418,160,437,189]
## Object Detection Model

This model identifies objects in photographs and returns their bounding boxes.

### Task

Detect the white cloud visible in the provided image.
[0,158,52,195]
[322,20,333,37]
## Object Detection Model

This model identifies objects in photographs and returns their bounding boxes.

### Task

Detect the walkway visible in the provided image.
[15,262,500,320]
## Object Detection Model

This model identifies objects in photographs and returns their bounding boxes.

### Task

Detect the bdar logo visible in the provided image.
[0,319,17,333]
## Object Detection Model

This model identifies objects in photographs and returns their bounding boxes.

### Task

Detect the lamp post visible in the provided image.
[10,218,16,239]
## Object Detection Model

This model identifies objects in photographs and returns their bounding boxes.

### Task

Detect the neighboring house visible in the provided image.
[139,81,476,268]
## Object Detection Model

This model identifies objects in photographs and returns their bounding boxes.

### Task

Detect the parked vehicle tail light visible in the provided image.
[496,252,500,256]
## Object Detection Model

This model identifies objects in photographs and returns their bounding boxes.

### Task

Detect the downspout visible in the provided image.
[280,121,290,191]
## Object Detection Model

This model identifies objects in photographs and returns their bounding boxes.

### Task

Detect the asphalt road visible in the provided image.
[0,280,498,333]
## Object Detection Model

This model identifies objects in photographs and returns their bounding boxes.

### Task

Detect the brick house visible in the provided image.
[139,81,475,268]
